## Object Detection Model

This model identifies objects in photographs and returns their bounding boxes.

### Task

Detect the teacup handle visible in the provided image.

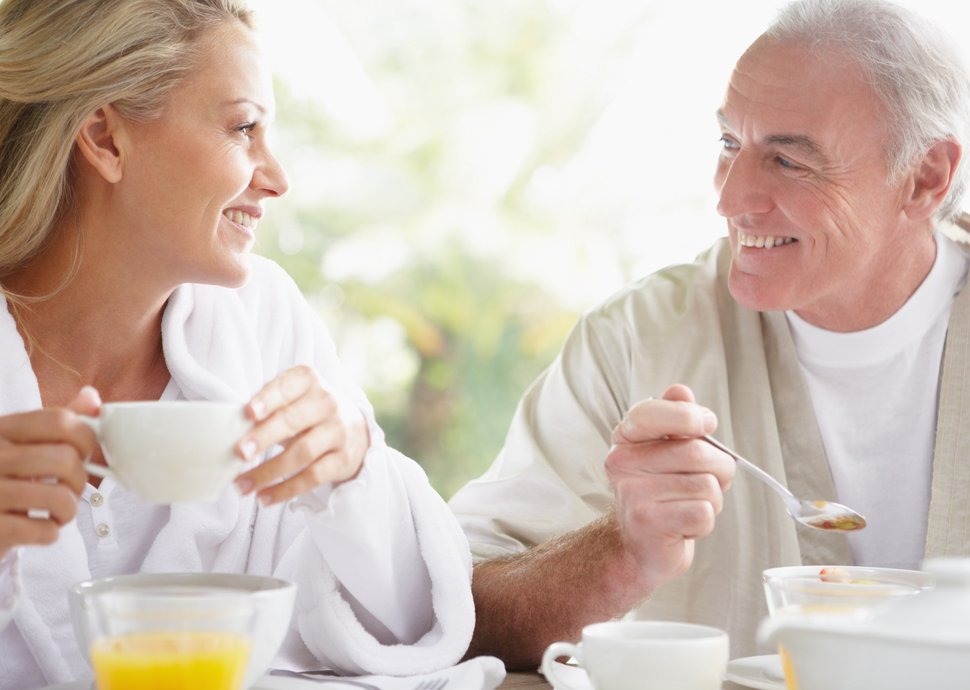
[541,641,583,690]
[77,415,120,483]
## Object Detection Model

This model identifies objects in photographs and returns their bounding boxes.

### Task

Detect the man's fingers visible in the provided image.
[613,472,725,515]
[615,487,719,542]
[660,383,696,404]
[613,396,716,445]
[606,437,735,486]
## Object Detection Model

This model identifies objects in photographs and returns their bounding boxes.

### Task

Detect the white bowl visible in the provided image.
[70,572,295,689]
[763,565,930,618]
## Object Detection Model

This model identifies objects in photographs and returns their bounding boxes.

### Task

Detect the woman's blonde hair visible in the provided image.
[0,0,254,279]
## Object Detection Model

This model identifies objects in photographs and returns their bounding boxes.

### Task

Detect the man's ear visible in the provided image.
[903,139,961,221]
[75,105,127,184]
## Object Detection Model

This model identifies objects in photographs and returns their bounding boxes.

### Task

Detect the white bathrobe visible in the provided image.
[0,256,474,689]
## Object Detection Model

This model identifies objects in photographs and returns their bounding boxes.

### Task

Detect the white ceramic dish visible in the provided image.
[724,655,785,690]
[758,558,970,690]
[541,660,592,690]
[69,572,295,690]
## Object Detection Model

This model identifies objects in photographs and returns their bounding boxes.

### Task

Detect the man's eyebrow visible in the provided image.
[765,134,826,161]
[716,110,827,162]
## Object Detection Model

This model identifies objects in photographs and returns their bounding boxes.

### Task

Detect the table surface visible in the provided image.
[499,672,550,689]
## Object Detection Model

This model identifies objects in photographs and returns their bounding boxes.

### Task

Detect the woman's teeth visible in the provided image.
[223,209,255,229]
[737,231,796,249]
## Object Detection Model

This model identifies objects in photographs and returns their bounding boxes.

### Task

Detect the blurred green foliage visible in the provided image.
[252,0,662,498]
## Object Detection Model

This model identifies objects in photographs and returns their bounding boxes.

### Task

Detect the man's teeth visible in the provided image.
[737,231,796,249]
[224,209,255,229]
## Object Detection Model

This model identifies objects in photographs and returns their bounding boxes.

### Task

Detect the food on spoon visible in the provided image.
[805,502,867,531]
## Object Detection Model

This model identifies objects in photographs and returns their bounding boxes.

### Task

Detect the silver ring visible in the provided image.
[27,508,50,520]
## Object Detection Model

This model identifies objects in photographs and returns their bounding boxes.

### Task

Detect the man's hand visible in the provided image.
[606,383,735,590]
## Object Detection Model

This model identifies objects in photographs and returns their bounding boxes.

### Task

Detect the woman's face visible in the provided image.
[114,19,288,289]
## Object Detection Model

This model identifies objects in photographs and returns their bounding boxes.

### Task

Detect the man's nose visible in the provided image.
[714,151,773,218]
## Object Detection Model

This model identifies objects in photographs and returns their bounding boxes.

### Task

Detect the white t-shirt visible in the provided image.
[786,233,969,569]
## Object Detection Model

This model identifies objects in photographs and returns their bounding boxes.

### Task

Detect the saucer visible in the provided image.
[541,660,592,690]
[724,654,785,690]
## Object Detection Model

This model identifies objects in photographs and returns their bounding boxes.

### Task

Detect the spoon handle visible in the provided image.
[701,434,800,515]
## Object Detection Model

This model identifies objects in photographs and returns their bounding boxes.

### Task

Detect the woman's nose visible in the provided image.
[254,148,289,198]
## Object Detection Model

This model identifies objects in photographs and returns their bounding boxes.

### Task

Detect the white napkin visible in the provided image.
[257,656,506,690]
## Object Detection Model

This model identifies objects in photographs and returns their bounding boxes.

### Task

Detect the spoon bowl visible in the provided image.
[701,435,866,532]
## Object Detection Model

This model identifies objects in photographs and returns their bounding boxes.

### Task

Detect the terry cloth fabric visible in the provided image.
[0,256,474,689]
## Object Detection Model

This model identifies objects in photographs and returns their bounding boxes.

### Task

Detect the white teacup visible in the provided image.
[81,401,251,503]
[541,621,729,690]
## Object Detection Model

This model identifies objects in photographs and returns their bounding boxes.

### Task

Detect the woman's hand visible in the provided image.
[0,387,100,561]
[234,365,370,506]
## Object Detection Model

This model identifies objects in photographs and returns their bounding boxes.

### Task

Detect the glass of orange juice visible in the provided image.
[87,586,254,690]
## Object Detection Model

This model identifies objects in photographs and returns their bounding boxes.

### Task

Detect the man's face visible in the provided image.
[714,36,933,331]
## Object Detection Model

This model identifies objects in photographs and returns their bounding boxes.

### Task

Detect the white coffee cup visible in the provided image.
[81,401,251,503]
[541,620,729,690]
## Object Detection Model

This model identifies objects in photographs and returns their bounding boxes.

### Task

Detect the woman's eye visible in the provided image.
[235,122,256,137]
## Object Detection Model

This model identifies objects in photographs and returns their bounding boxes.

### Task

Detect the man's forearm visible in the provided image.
[464,514,653,669]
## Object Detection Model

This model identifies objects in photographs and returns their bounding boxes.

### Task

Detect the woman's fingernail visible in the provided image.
[236,478,253,495]
[239,439,258,461]
[258,493,273,507]
[250,399,267,421]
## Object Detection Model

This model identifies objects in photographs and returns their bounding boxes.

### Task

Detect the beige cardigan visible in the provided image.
[450,233,970,658]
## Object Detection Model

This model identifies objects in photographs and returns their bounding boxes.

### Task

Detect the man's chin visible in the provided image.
[727,273,790,313]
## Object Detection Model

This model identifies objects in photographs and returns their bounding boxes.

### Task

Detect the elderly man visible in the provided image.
[449,0,970,667]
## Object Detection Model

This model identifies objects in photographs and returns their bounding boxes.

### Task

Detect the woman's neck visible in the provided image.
[4,230,173,406]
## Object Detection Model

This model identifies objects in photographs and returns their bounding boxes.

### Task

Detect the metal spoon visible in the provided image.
[702,434,867,532]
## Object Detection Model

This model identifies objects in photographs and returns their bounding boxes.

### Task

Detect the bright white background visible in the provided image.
[239,0,970,492]
[248,0,970,310]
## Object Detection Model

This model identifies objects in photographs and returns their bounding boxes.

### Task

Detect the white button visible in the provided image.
[90,493,104,507]
[95,523,111,538]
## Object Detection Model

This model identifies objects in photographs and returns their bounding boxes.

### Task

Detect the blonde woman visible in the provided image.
[0,1,473,687]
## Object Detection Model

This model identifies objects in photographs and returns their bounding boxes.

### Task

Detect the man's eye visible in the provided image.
[719,136,739,151]
[775,155,801,170]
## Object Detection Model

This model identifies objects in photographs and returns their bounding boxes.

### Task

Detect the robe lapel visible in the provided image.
[762,311,853,565]
[926,275,970,557]
[1,296,94,681]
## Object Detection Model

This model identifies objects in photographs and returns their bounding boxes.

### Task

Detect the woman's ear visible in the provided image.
[903,139,962,221]
[75,105,127,184]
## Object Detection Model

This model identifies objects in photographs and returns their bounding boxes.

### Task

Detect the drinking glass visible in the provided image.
[87,586,254,690]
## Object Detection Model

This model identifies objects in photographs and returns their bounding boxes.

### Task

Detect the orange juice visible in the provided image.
[90,631,250,690]
[779,645,799,690]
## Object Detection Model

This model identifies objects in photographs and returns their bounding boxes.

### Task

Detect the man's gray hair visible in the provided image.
[767,0,970,221]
